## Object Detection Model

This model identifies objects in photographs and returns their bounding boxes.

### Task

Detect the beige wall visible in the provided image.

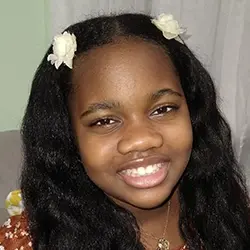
[0,0,50,131]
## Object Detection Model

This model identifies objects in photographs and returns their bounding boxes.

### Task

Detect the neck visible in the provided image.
[114,189,185,249]
[137,191,179,226]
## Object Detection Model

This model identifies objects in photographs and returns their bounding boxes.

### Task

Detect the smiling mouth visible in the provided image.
[120,163,164,177]
[118,162,170,189]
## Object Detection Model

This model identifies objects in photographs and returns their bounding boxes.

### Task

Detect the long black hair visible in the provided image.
[21,13,250,249]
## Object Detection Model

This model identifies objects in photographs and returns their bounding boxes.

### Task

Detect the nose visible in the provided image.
[117,121,163,155]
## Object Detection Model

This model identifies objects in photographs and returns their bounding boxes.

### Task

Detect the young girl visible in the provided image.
[0,13,249,250]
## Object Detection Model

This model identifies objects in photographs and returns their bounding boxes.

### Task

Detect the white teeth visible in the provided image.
[145,165,153,174]
[127,169,133,175]
[121,163,162,177]
[137,167,146,175]
[132,169,137,175]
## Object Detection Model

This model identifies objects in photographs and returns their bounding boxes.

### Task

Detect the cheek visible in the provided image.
[171,126,193,152]
[163,115,193,156]
[77,134,117,172]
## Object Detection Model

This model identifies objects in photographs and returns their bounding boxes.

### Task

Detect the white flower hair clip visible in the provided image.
[151,14,186,44]
[47,31,77,69]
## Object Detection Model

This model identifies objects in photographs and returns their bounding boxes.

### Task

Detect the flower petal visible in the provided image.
[48,31,77,69]
[55,59,63,69]
[151,20,165,32]
[151,13,187,44]
[64,58,73,69]
[162,31,178,40]
[158,14,174,22]
[47,54,57,65]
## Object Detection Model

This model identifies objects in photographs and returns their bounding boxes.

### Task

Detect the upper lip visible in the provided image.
[117,155,170,172]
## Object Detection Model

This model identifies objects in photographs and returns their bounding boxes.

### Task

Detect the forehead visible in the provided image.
[72,39,182,102]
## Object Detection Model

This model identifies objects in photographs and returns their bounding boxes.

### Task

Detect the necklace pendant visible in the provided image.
[157,238,170,250]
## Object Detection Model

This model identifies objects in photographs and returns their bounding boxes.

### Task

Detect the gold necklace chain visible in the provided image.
[140,201,171,250]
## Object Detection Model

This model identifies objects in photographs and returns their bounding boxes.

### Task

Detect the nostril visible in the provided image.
[117,130,163,155]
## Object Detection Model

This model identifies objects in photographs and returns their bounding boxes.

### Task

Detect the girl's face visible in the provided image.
[71,39,193,209]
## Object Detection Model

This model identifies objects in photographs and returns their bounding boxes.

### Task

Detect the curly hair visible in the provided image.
[21,13,250,249]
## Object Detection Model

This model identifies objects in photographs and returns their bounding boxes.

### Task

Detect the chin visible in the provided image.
[124,189,173,210]
[130,200,166,210]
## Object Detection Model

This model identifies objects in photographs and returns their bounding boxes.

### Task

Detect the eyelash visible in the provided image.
[90,118,118,127]
[89,105,179,127]
[150,104,178,116]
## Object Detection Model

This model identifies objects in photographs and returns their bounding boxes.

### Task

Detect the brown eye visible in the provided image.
[90,118,116,127]
[151,105,178,116]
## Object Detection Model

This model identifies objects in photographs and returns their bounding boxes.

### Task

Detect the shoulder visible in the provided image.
[0,190,32,249]
[0,212,32,249]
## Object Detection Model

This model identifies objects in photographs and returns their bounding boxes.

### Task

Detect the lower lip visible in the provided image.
[119,163,169,189]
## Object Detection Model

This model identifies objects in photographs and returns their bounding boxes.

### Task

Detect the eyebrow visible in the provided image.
[150,88,182,102]
[80,101,120,118]
[80,88,182,118]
